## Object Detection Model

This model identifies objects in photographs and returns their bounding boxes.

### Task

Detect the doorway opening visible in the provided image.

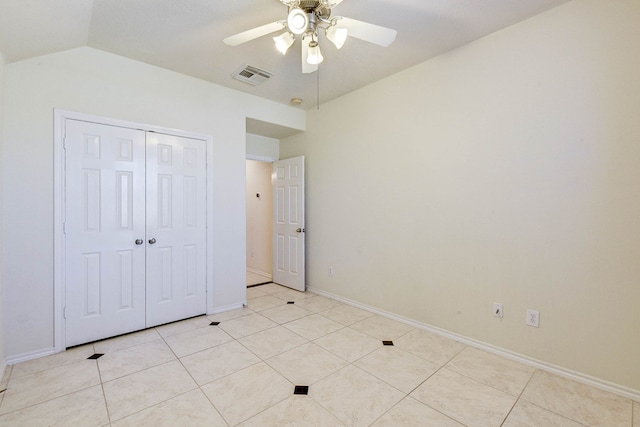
[246,159,274,286]
[245,127,305,292]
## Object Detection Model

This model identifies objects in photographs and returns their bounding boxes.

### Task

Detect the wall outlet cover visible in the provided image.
[526,309,540,327]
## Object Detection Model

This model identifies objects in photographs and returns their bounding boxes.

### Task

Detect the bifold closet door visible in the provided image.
[145,132,207,327]
[65,120,207,347]
[64,120,147,347]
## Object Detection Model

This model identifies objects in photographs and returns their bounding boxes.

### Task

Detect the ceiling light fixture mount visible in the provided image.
[223,0,397,74]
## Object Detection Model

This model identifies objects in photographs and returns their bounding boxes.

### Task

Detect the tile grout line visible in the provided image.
[94,343,115,426]
[498,367,538,427]
[242,290,389,425]
[394,345,470,426]
[270,305,457,427]
[230,293,336,422]
[104,333,180,424]
[198,303,301,427]
[0,365,12,412]
[510,381,591,427]
[108,325,228,425]
[0,354,104,419]
[438,345,535,399]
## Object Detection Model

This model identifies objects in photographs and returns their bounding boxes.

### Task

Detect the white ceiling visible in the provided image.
[0,0,571,110]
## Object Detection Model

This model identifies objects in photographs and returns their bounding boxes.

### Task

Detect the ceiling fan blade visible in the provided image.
[338,17,397,47]
[223,21,286,47]
[301,36,318,74]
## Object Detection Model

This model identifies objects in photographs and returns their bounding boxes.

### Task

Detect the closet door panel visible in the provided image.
[145,132,207,327]
[65,120,147,347]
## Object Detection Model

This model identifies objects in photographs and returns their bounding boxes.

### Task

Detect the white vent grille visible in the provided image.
[231,64,273,86]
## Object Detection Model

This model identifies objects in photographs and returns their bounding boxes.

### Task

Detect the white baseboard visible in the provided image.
[6,347,56,366]
[0,358,7,388]
[209,301,246,315]
[308,286,640,402]
[247,268,272,280]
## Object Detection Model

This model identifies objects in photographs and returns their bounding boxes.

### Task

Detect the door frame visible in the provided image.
[244,154,306,291]
[53,109,215,352]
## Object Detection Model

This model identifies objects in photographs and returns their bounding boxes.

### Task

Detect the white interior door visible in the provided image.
[64,120,147,347]
[65,120,207,347]
[145,133,207,327]
[272,156,305,291]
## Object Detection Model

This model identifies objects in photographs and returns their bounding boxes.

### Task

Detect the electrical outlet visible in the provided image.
[526,309,540,327]
[493,303,503,318]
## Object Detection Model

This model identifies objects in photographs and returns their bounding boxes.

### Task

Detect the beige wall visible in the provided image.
[246,160,273,277]
[1,47,304,359]
[281,0,640,392]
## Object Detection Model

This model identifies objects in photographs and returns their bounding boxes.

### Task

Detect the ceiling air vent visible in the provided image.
[231,64,272,86]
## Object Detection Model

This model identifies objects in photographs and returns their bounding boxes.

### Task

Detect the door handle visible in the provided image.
[135,239,144,245]
[148,238,157,244]
[296,228,305,233]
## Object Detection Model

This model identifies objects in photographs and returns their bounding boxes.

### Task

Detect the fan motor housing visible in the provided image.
[297,0,331,18]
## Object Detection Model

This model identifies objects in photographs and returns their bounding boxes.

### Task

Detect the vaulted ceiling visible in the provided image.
[0,0,571,109]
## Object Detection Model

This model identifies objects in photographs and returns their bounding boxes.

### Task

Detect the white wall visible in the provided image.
[1,47,304,359]
[246,160,273,277]
[281,0,640,393]
[246,133,279,160]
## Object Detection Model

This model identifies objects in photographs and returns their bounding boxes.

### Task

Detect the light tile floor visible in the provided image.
[0,283,637,426]
[247,271,271,287]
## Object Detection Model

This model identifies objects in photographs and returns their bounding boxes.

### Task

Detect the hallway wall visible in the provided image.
[246,160,273,279]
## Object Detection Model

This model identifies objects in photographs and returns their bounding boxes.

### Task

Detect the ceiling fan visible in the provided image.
[223,0,397,74]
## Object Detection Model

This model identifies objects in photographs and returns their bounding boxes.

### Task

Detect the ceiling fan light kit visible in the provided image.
[301,34,318,74]
[306,39,324,64]
[325,24,348,49]
[274,31,295,54]
[224,0,397,74]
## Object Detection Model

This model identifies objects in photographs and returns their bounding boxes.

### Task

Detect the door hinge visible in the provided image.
[63,222,66,234]
[63,306,67,319]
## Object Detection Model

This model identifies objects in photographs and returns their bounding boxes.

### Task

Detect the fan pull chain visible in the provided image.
[317,66,320,110]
